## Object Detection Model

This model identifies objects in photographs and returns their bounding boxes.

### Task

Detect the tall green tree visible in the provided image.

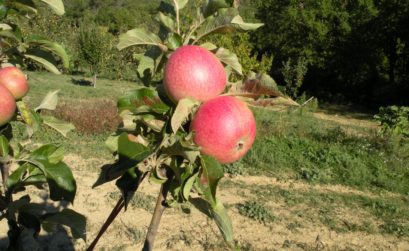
[253,0,409,106]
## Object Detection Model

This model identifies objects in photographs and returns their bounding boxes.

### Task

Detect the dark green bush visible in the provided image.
[374,106,409,138]
[208,33,273,79]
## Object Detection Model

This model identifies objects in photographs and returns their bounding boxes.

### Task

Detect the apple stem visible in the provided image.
[142,172,174,251]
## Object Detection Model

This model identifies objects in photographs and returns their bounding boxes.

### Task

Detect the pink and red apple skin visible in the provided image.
[0,84,17,126]
[164,45,227,103]
[191,96,256,164]
[0,66,29,100]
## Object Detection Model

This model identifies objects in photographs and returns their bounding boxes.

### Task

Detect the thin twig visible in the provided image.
[0,161,11,201]
[87,172,147,251]
[86,198,124,251]
[142,173,174,251]
[0,163,8,188]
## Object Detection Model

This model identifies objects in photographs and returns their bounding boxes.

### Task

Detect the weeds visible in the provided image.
[107,191,155,212]
[237,201,276,224]
[229,181,409,237]
[242,108,409,195]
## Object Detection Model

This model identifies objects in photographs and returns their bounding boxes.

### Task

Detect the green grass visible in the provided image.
[237,201,276,224]
[14,71,142,162]
[26,71,138,106]
[106,191,155,212]
[240,107,409,195]
[222,180,409,237]
[20,72,409,193]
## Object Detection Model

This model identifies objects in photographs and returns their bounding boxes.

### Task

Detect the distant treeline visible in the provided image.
[25,0,409,108]
[253,0,409,108]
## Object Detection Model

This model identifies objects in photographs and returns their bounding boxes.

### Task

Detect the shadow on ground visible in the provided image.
[71,77,94,87]
[0,194,81,251]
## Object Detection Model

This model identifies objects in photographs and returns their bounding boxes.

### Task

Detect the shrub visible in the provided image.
[374,106,409,138]
[78,24,113,79]
[237,201,275,224]
[208,33,273,80]
[282,57,308,99]
[48,100,121,134]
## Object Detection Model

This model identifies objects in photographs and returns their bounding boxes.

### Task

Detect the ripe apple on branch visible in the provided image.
[89,1,299,250]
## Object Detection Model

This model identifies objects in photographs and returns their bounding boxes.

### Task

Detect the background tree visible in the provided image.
[253,0,409,107]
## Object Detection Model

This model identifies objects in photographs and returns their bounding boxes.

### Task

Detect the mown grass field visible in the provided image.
[4,71,408,250]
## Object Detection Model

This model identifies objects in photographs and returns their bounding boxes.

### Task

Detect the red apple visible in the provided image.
[0,66,29,100]
[191,96,256,164]
[163,45,226,102]
[0,84,17,126]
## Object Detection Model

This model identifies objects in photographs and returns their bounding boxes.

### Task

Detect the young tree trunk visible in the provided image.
[92,74,97,88]
[142,174,174,251]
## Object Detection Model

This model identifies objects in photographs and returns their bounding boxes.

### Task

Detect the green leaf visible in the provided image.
[231,15,264,30]
[117,88,170,114]
[182,173,198,200]
[134,54,154,79]
[0,27,20,42]
[0,23,12,31]
[197,155,224,206]
[18,211,41,234]
[117,28,165,51]
[40,0,65,15]
[105,134,119,153]
[195,10,263,43]
[0,1,7,20]
[6,163,29,192]
[24,54,61,74]
[157,12,176,31]
[30,144,59,161]
[117,133,151,161]
[47,146,65,164]
[42,115,75,138]
[10,0,37,14]
[149,167,168,184]
[227,72,282,99]
[28,36,69,68]
[94,134,152,188]
[166,33,182,50]
[200,42,218,51]
[171,98,200,133]
[210,200,234,243]
[43,209,86,240]
[196,156,233,243]
[24,164,47,186]
[134,47,165,85]
[17,100,35,126]
[162,134,200,163]
[116,168,143,209]
[140,114,166,132]
[16,101,42,136]
[195,8,238,42]
[7,195,30,219]
[29,145,76,203]
[35,90,59,111]
[203,0,232,17]
[173,0,188,10]
[93,162,128,188]
[41,161,76,202]
[0,135,9,157]
[215,47,242,75]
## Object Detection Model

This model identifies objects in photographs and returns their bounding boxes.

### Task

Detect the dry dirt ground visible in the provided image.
[1,154,408,251]
[1,113,408,251]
